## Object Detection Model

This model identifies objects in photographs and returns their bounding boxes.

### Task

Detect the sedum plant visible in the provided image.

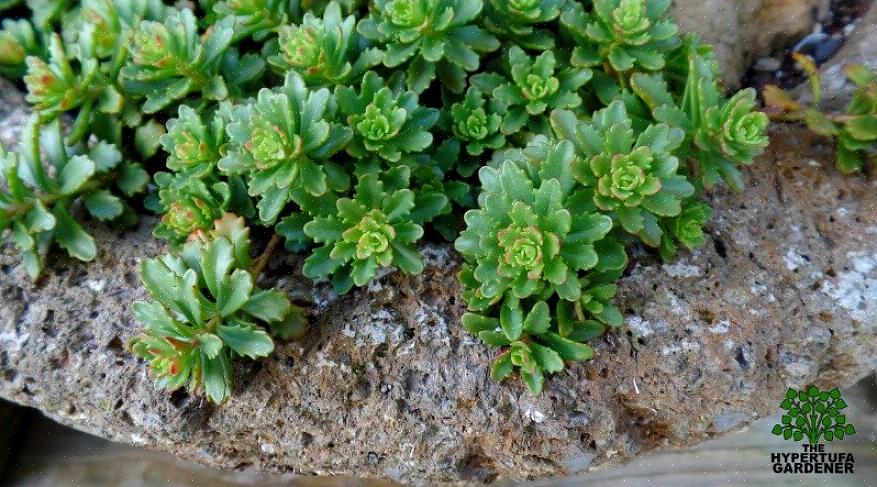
[2,0,770,400]
[0,117,148,278]
[562,0,680,73]
[335,71,438,163]
[270,1,381,87]
[357,0,500,93]
[131,215,306,404]
[765,59,877,174]
[0,18,41,78]
[483,0,564,50]
[552,101,694,247]
[303,169,434,293]
[219,71,352,222]
[472,46,591,135]
[455,137,626,393]
[450,87,505,156]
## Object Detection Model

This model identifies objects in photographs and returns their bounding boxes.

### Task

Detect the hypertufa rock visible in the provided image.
[2,90,877,484]
[673,0,829,89]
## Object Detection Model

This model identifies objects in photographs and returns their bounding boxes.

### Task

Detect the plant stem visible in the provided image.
[251,233,281,281]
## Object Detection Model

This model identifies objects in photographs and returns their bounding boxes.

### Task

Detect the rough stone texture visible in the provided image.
[2,87,877,485]
[794,2,877,111]
[673,0,829,88]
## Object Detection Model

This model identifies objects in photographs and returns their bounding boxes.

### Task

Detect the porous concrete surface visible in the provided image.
[673,0,829,88]
[2,86,877,484]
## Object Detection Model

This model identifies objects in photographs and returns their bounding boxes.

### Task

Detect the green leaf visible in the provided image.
[201,353,232,404]
[541,332,593,361]
[217,321,275,359]
[521,368,544,395]
[217,269,254,317]
[84,190,124,221]
[522,301,550,335]
[530,343,564,373]
[500,298,524,341]
[845,115,877,141]
[242,289,291,323]
[200,333,224,358]
[117,163,150,196]
[490,353,514,381]
[25,200,56,232]
[51,204,97,262]
[58,155,96,195]
[135,119,166,159]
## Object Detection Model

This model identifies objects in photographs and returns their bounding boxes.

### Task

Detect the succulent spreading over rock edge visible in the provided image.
[0,0,769,400]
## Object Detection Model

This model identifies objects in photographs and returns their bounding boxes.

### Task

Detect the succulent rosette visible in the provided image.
[472,46,591,135]
[483,0,564,49]
[696,89,769,171]
[357,0,500,93]
[0,18,41,78]
[213,0,297,40]
[120,9,236,113]
[131,217,304,404]
[335,71,438,162]
[219,71,353,223]
[303,170,426,293]
[160,105,227,177]
[659,199,713,261]
[450,87,505,156]
[552,100,695,246]
[149,171,231,244]
[561,0,680,72]
[456,137,613,310]
[269,1,382,87]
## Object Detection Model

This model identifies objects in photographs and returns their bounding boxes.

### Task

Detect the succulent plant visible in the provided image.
[472,47,591,135]
[551,101,694,246]
[357,0,500,93]
[160,104,227,177]
[483,0,564,50]
[456,137,614,309]
[335,71,438,163]
[148,172,231,244]
[765,61,877,174]
[131,215,305,404]
[269,1,382,87]
[6,0,769,400]
[0,18,41,78]
[213,0,297,40]
[120,9,235,113]
[0,118,148,278]
[561,0,681,72]
[219,71,353,222]
[659,199,712,261]
[450,86,505,156]
[302,169,430,293]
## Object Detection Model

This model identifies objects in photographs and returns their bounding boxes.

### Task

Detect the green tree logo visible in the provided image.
[771,386,856,443]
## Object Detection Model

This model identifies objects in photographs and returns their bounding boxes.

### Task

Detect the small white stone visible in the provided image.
[708,321,730,334]
[784,250,807,271]
[662,262,701,278]
[626,316,653,337]
[524,408,545,423]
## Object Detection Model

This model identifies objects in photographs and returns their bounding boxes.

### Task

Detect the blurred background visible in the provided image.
[1,375,874,486]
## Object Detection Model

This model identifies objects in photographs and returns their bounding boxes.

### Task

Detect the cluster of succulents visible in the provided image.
[1,0,769,400]
[765,57,877,174]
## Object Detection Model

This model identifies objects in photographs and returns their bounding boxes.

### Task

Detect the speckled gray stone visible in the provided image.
[2,80,877,484]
